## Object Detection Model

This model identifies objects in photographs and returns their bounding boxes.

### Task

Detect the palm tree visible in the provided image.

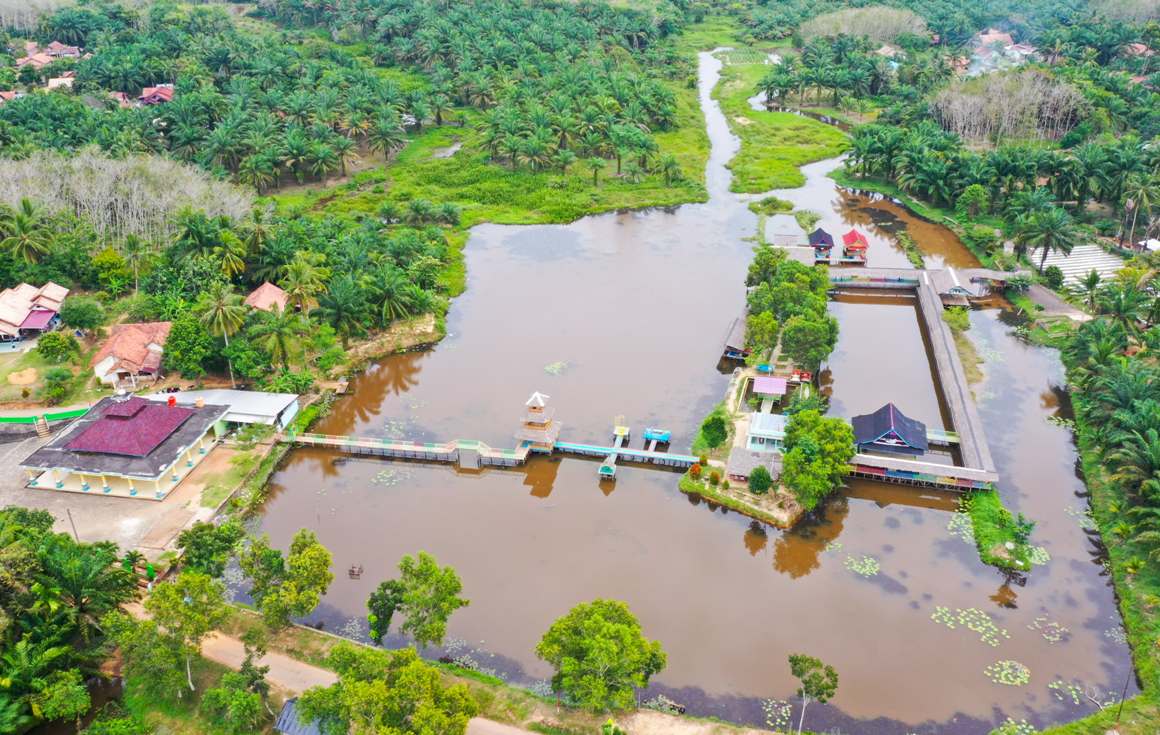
[1108,427,1160,501]
[1016,207,1084,272]
[0,198,52,264]
[35,537,134,644]
[195,283,246,387]
[658,153,682,186]
[1121,175,1160,247]
[120,235,151,294]
[248,307,305,368]
[587,157,604,187]
[1077,269,1102,312]
[1098,283,1148,335]
[313,275,368,347]
[279,252,329,311]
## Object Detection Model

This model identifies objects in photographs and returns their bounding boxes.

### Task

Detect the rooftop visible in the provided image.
[245,282,289,312]
[749,412,788,438]
[753,376,787,396]
[21,395,228,479]
[92,322,172,375]
[851,402,928,452]
[144,389,298,425]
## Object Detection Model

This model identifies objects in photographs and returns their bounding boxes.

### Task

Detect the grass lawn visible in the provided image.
[713,52,849,193]
[0,346,106,406]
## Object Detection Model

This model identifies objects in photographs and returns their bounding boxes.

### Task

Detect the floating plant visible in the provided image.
[823,541,843,554]
[1028,616,1070,644]
[1104,622,1128,645]
[1049,679,1083,706]
[947,511,974,544]
[1046,415,1075,429]
[931,606,1009,647]
[372,469,407,486]
[1065,506,1097,531]
[993,718,1035,735]
[761,699,792,731]
[543,361,569,375]
[844,554,880,577]
[1028,545,1051,566]
[526,680,554,698]
[985,660,1031,686]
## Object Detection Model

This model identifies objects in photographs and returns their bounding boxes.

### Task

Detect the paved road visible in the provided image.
[198,628,532,735]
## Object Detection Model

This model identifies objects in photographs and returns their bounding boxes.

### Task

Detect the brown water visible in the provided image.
[248,52,1134,733]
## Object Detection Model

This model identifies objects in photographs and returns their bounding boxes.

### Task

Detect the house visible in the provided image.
[15,53,53,69]
[0,91,22,105]
[138,84,175,105]
[746,412,788,453]
[46,74,74,91]
[0,282,69,340]
[976,29,1014,48]
[752,376,787,406]
[1125,43,1153,57]
[851,403,928,456]
[274,698,322,735]
[874,44,900,58]
[91,321,172,387]
[726,448,781,484]
[19,394,228,500]
[145,389,300,430]
[43,41,81,58]
[722,315,749,361]
[244,281,289,312]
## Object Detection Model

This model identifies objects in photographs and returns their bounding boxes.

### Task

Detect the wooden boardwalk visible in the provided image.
[827,267,1000,486]
[284,432,697,472]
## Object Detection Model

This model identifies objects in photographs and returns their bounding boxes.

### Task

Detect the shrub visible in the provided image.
[721,479,730,490]
[942,307,971,333]
[748,465,773,494]
[35,331,80,363]
[689,463,702,480]
[1044,265,1064,290]
[41,367,72,405]
[699,414,727,449]
[708,470,721,486]
[59,297,105,330]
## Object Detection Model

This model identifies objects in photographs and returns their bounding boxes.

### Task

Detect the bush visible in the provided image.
[942,307,971,333]
[721,479,730,490]
[59,297,105,330]
[1044,265,1064,290]
[689,463,702,480]
[35,331,80,363]
[748,465,773,494]
[708,469,721,486]
[699,414,727,449]
[41,367,73,405]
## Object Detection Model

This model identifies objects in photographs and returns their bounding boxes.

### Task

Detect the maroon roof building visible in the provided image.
[19,395,228,500]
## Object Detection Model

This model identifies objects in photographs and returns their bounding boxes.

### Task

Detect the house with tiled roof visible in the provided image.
[91,321,172,387]
[43,41,81,58]
[0,91,22,105]
[138,84,175,105]
[19,394,228,500]
[16,52,53,69]
[0,282,69,339]
[245,281,289,312]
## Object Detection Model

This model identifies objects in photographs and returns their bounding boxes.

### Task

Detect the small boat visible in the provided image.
[643,427,671,443]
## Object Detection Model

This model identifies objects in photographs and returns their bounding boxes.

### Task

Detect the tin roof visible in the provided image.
[851,403,928,451]
[753,376,787,396]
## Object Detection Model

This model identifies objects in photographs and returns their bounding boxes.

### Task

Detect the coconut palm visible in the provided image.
[279,252,330,311]
[195,283,246,387]
[1016,207,1084,273]
[0,198,52,264]
[248,307,306,368]
[1076,269,1102,312]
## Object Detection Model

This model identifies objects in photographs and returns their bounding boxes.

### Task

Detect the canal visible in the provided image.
[247,51,1135,733]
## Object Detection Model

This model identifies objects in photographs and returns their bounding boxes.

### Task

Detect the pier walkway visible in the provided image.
[284,432,697,472]
[826,266,1001,486]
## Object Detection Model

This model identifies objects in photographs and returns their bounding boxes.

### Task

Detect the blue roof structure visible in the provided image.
[808,228,835,249]
[851,403,928,456]
[275,699,323,735]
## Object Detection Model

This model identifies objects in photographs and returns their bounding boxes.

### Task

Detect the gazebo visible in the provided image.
[841,229,869,261]
[851,403,928,456]
[808,228,835,263]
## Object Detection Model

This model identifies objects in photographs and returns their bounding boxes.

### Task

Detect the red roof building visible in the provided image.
[245,282,289,312]
[138,84,175,105]
[65,397,194,457]
[842,229,869,250]
[91,322,172,387]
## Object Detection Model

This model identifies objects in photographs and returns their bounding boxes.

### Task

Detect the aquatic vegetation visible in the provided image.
[1028,616,1070,644]
[823,541,843,553]
[993,718,1035,735]
[1065,505,1097,530]
[1046,415,1076,429]
[985,660,1031,686]
[1049,679,1084,705]
[642,695,684,715]
[526,680,554,699]
[1028,545,1051,566]
[844,554,880,577]
[761,698,792,731]
[543,361,569,375]
[931,606,1010,647]
[947,511,974,544]
[1104,622,1128,645]
[372,469,407,486]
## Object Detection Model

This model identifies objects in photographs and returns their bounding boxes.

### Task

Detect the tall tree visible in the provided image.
[366,551,469,648]
[788,654,838,735]
[195,282,247,387]
[145,572,229,691]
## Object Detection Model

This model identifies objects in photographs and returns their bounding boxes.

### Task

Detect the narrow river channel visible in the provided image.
[246,51,1135,733]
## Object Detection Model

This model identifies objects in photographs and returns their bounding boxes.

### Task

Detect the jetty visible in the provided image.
[282,394,697,478]
[825,266,1024,487]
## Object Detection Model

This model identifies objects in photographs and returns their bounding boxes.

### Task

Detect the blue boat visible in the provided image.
[643,427,671,443]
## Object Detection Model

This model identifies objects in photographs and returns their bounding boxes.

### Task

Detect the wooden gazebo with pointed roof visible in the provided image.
[515,391,561,452]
